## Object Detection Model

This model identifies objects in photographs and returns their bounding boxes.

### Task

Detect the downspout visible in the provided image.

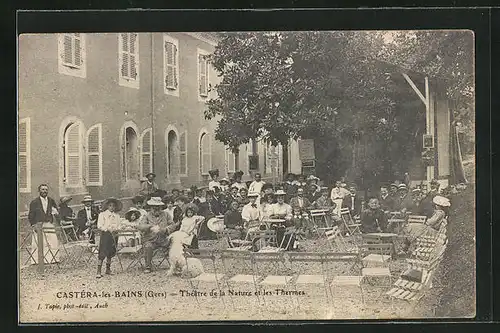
[150,33,155,173]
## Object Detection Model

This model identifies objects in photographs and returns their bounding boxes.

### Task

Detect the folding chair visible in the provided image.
[220,249,261,311]
[39,225,62,267]
[20,226,37,267]
[340,208,362,241]
[287,252,331,310]
[183,248,226,309]
[258,227,296,253]
[309,209,331,235]
[115,229,145,272]
[359,236,394,268]
[59,220,79,243]
[220,229,253,251]
[252,251,296,313]
[324,226,358,253]
[407,215,427,224]
[247,229,277,252]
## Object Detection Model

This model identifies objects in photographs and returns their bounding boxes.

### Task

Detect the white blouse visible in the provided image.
[97,210,122,232]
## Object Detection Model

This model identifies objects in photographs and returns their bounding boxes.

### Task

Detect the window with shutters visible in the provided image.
[197,48,209,101]
[179,131,188,176]
[120,123,140,181]
[118,33,140,89]
[140,128,153,178]
[163,34,179,96]
[62,122,84,188]
[58,33,86,78]
[199,130,211,176]
[19,118,31,193]
[225,146,236,174]
[86,124,103,186]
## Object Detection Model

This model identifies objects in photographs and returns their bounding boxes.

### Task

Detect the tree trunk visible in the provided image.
[282,143,289,179]
[235,149,240,171]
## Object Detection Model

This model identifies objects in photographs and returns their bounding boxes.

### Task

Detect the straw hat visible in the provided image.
[275,189,286,196]
[398,184,408,190]
[60,196,72,204]
[433,196,451,207]
[124,207,142,221]
[103,197,123,212]
[146,197,165,207]
[247,192,259,197]
[81,195,94,203]
[207,217,225,233]
[145,172,156,178]
[220,177,230,184]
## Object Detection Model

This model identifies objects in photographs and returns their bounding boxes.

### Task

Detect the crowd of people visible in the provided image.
[26,169,451,278]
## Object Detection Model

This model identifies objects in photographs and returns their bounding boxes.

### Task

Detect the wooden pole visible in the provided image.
[36,222,44,274]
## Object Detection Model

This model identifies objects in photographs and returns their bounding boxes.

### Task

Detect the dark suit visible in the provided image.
[379,194,396,212]
[289,196,311,214]
[360,208,388,233]
[342,194,362,217]
[28,196,58,226]
[75,206,99,233]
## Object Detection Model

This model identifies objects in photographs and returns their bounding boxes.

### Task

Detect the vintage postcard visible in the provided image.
[18,30,475,322]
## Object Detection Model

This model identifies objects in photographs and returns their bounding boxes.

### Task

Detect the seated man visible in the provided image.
[269,190,294,246]
[138,197,179,273]
[289,188,312,234]
[313,187,342,226]
[360,198,388,234]
[342,185,363,218]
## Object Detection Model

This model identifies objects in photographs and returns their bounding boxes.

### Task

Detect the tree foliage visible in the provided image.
[205,30,474,185]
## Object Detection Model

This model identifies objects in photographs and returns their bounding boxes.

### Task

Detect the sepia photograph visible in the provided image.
[17,30,475,322]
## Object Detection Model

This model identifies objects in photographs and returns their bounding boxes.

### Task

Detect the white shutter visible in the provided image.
[129,33,138,80]
[64,122,82,187]
[62,34,73,65]
[199,54,208,96]
[140,128,153,176]
[201,133,211,175]
[179,131,187,175]
[86,124,103,186]
[74,34,82,68]
[165,42,176,89]
[19,118,31,192]
[120,33,130,78]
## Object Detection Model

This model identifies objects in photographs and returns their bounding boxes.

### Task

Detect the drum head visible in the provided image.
[207,217,224,233]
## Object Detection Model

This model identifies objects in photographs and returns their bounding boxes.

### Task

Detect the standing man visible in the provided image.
[27,184,60,264]
[248,172,266,195]
[342,185,363,218]
[76,195,100,243]
[378,186,395,213]
[139,172,159,199]
[330,180,351,216]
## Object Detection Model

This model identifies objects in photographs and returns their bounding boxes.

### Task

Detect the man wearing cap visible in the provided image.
[139,172,159,198]
[396,184,413,213]
[208,169,221,192]
[76,195,100,242]
[420,179,441,218]
[140,197,179,273]
[378,186,396,212]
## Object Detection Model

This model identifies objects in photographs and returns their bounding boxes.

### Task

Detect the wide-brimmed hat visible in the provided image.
[125,207,142,221]
[103,197,123,212]
[390,183,398,188]
[60,196,72,204]
[183,202,199,214]
[433,195,451,207]
[208,169,219,177]
[132,195,145,204]
[147,197,165,207]
[307,175,319,181]
[247,192,259,197]
[275,189,287,196]
[145,172,156,178]
[321,186,329,192]
[207,217,225,233]
[81,195,94,203]
[220,177,230,184]
[411,188,422,193]
[398,184,408,190]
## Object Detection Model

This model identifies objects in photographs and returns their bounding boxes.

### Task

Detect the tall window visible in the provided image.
[58,33,86,78]
[63,122,83,187]
[225,146,236,174]
[164,35,179,96]
[166,127,179,178]
[19,118,31,193]
[197,48,209,100]
[199,131,211,175]
[118,33,140,88]
[140,128,153,177]
[86,124,103,186]
[121,124,139,181]
[179,131,188,176]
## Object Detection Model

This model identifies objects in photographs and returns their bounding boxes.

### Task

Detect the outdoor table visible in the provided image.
[388,218,407,234]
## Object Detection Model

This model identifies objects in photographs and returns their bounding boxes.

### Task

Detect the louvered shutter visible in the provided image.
[86,124,102,186]
[19,121,28,189]
[172,44,178,88]
[199,55,208,96]
[129,33,138,79]
[121,33,130,78]
[179,131,187,175]
[165,42,175,89]
[201,133,211,174]
[140,129,153,176]
[65,123,82,186]
[74,34,82,68]
[63,34,73,65]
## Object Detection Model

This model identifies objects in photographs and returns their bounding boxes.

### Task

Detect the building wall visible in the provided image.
[18,32,286,213]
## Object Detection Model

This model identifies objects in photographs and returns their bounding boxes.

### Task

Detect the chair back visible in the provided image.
[278,227,296,249]
[408,215,427,224]
[359,243,393,256]
[183,248,217,260]
[325,226,342,240]
[309,209,327,217]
